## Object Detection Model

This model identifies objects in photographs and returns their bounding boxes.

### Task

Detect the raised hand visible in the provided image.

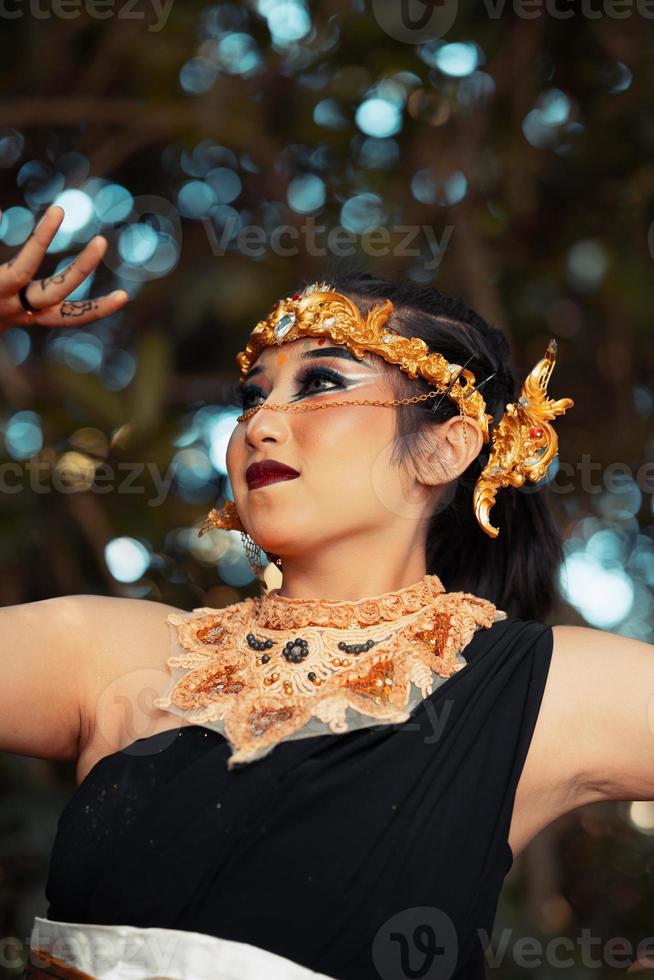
[0,205,128,332]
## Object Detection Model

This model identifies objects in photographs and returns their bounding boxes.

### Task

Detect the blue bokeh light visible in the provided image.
[217,533,256,586]
[522,89,572,148]
[172,448,214,490]
[411,169,467,206]
[356,137,399,170]
[609,61,633,94]
[179,57,218,95]
[52,189,94,234]
[0,206,34,246]
[49,332,104,374]
[206,409,242,475]
[314,98,348,130]
[434,43,480,78]
[105,537,151,583]
[177,180,216,219]
[205,167,242,204]
[93,184,134,224]
[355,98,402,138]
[118,223,160,265]
[215,32,262,75]
[0,328,31,366]
[3,410,43,460]
[287,174,325,213]
[0,129,24,168]
[102,350,137,391]
[561,550,634,629]
[267,2,311,44]
[340,193,386,234]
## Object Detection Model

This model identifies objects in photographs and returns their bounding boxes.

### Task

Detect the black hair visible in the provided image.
[313,271,564,622]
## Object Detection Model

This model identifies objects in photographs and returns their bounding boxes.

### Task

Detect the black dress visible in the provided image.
[44,614,553,980]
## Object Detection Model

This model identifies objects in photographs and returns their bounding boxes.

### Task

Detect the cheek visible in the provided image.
[225,429,243,480]
[299,408,396,496]
[309,409,415,520]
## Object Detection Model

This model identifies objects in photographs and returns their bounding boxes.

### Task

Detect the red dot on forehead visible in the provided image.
[317,337,326,346]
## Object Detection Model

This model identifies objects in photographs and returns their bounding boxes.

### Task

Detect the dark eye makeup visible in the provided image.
[236,365,347,411]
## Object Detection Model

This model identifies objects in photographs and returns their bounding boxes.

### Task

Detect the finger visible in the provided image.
[0,206,65,296]
[9,289,128,329]
[15,235,109,314]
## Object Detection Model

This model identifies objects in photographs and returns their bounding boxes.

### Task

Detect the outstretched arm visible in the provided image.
[549,624,654,804]
[0,595,185,763]
[0,205,182,765]
[508,623,654,858]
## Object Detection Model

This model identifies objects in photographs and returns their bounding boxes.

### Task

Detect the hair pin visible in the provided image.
[430,354,476,414]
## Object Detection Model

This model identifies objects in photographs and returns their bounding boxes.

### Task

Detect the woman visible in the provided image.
[2,205,653,979]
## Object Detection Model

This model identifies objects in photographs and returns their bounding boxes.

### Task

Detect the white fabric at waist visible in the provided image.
[30,916,337,980]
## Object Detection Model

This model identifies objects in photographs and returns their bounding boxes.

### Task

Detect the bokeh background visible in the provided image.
[1,1,654,976]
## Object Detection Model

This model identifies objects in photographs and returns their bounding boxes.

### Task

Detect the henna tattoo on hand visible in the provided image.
[60,299,99,318]
[41,266,72,291]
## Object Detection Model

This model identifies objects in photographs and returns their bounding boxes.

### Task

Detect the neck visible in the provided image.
[272,531,430,602]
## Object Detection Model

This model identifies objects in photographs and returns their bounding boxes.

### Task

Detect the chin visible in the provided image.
[240,519,289,553]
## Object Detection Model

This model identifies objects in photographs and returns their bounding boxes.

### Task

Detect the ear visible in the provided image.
[412,416,485,488]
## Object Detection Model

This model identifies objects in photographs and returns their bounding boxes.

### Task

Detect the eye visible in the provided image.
[237,366,347,410]
[294,366,346,396]
[238,382,265,410]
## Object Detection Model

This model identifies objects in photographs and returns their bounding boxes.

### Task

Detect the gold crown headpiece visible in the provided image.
[204,282,573,545]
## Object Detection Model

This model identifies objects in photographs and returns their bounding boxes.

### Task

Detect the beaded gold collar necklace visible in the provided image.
[154,574,506,767]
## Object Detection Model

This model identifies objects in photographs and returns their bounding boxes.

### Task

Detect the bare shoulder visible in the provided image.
[509,622,654,857]
[74,595,197,785]
[547,623,654,801]
[508,624,595,856]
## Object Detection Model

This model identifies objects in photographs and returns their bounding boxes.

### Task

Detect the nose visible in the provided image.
[244,399,291,449]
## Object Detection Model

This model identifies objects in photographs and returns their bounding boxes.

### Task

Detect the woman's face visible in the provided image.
[226,337,432,561]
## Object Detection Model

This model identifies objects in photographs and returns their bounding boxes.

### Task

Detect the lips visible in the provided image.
[246,459,300,490]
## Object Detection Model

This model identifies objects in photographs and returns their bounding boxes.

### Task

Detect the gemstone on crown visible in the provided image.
[274,312,296,340]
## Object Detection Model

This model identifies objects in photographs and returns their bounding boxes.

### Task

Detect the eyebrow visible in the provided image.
[242,347,371,382]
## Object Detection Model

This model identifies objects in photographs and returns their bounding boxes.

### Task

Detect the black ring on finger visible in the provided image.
[18,283,39,315]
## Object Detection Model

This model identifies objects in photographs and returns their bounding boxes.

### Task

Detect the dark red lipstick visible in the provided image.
[246,459,300,490]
